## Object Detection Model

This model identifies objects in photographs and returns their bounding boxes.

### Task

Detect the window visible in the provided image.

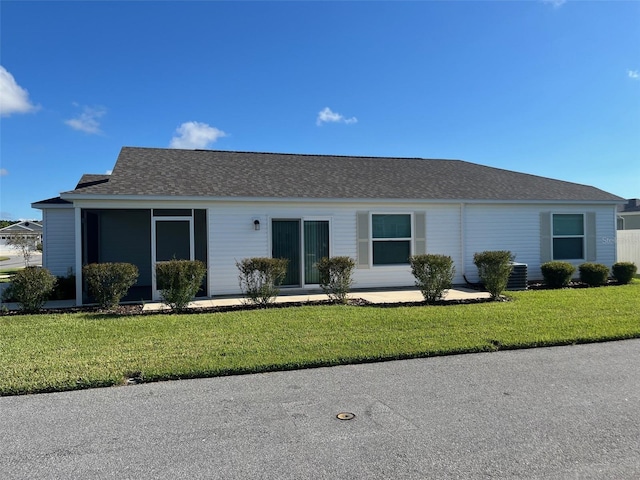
[552,214,584,260]
[372,214,411,265]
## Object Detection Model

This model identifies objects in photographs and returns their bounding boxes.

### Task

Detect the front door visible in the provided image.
[153,218,193,298]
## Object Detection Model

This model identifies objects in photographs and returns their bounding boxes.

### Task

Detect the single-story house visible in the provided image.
[33,147,624,305]
[617,199,640,230]
[0,220,43,254]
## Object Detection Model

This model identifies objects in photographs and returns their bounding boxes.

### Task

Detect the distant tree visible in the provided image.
[5,234,39,267]
[0,220,19,229]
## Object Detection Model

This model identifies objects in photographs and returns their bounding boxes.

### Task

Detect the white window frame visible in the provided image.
[551,213,585,261]
[370,212,413,267]
[151,212,195,300]
[268,216,333,288]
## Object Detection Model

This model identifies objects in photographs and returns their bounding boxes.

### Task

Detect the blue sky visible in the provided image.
[1,0,639,220]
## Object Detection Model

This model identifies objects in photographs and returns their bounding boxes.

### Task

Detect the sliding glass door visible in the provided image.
[304,220,329,284]
[272,219,329,287]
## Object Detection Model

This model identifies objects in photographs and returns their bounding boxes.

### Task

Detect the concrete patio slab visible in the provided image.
[1,287,491,312]
[141,287,491,312]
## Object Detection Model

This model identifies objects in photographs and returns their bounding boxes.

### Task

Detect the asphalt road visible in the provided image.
[1,340,638,479]
[0,252,42,270]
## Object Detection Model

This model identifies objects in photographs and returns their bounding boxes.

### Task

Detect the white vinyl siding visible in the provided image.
[465,204,617,282]
[425,205,462,281]
[208,204,354,295]
[55,199,618,298]
[42,208,76,277]
[207,203,439,295]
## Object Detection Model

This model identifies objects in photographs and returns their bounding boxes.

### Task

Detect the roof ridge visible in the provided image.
[121,146,460,162]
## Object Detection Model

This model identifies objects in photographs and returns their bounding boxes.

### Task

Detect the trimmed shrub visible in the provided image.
[51,269,76,300]
[612,262,637,285]
[156,259,207,311]
[83,262,139,310]
[409,254,455,304]
[2,267,56,313]
[540,261,576,289]
[579,262,609,287]
[236,257,288,306]
[317,256,356,304]
[473,250,514,300]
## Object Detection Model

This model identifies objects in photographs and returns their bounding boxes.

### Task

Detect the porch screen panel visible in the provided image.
[304,221,329,284]
[194,209,208,296]
[156,221,191,261]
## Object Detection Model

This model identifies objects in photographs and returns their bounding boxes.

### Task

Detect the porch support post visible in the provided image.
[74,207,83,306]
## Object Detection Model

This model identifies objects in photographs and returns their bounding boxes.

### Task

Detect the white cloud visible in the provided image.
[0,168,8,176]
[0,66,38,117]
[628,70,639,80]
[169,121,227,149]
[542,0,567,7]
[105,169,112,175]
[65,104,107,134]
[316,107,358,126]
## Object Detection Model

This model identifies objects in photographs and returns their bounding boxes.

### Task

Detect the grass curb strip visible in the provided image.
[1,281,638,396]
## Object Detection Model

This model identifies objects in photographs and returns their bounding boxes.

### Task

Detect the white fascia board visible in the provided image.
[60,193,624,207]
[31,202,73,210]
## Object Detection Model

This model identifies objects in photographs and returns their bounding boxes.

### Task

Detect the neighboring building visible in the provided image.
[0,220,43,254]
[617,199,640,230]
[33,147,624,305]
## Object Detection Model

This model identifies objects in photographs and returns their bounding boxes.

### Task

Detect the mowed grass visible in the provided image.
[1,281,639,396]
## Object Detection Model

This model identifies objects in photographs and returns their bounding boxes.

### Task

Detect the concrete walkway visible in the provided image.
[142,287,491,312]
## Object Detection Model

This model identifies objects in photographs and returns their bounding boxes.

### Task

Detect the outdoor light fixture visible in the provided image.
[253,219,260,231]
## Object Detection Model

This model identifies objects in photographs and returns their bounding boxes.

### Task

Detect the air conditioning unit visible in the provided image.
[507,262,528,291]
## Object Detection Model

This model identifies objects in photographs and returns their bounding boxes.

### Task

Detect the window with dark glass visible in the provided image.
[372,214,411,265]
[552,214,584,260]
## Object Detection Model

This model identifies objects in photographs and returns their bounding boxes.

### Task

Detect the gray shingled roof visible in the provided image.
[0,220,42,234]
[61,147,622,202]
[618,199,640,212]
[75,174,110,190]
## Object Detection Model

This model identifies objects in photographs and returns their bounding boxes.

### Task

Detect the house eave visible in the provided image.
[59,193,625,206]
[31,197,73,210]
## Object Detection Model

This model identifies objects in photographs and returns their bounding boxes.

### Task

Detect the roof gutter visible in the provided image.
[59,193,625,206]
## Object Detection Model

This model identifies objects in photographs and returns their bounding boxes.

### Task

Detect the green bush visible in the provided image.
[83,263,139,310]
[156,259,207,311]
[611,262,637,285]
[2,267,56,313]
[51,269,76,300]
[409,254,455,304]
[317,256,356,304]
[473,250,514,300]
[579,262,610,287]
[236,257,288,306]
[540,261,576,289]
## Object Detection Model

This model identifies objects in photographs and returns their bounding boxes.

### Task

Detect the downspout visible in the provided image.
[460,202,465,280]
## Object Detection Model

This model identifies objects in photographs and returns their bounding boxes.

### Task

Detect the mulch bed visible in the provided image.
[0,280,627,316]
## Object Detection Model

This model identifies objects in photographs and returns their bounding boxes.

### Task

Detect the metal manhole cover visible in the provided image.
[336,412,355,420]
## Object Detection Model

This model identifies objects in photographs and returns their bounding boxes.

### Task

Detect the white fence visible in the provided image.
[617,230,640,267]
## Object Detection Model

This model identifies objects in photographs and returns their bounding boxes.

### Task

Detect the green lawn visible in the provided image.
[1,281,639,396]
